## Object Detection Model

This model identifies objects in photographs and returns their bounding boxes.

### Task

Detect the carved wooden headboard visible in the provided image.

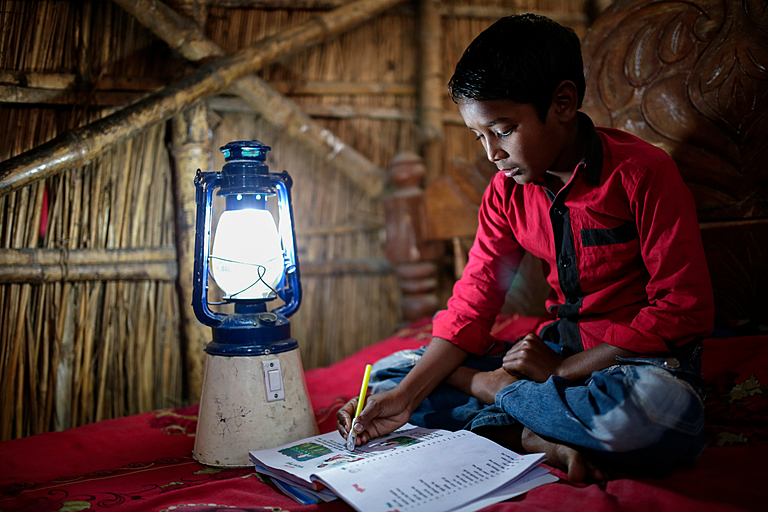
[385,0,768,326]
[581,0,768,325]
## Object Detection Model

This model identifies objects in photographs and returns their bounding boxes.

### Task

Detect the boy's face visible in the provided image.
[457,97,571,185]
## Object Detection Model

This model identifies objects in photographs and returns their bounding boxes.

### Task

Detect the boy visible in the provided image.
[337,14,714,482]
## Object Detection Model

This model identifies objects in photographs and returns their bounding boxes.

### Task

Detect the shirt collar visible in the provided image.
[578,112,603,186]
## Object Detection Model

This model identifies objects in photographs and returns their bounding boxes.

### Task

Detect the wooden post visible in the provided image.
[0,0,406,198]
[167,0,214,411]
[384,153,442,322]
[171,105,212,403]
[419,0,444,183]
[166,0,212,403]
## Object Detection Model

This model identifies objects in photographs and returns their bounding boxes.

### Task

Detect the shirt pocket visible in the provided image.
[581,221,638,247]
[579,221,642,288]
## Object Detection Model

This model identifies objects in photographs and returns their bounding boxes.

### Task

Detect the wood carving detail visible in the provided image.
[581,0,768,220]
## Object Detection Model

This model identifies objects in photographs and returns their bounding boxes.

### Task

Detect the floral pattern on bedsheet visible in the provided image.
[1,457,257,511]
[148,405,199,436]
[704,372,767,447]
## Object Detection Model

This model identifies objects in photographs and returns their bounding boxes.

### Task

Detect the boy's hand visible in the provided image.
[336,389,412,446]
[502,334,564,382]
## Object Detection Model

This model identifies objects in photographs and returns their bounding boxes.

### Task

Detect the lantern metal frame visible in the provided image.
[192,140,302,356]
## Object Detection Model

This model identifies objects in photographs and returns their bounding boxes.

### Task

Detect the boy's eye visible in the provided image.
[497,127,516,138]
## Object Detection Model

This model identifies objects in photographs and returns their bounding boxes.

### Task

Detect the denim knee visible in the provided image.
[495,364,705,456]
[583,365,705,453]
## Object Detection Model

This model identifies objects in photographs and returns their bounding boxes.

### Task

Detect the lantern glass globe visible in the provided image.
[210,208,284,300]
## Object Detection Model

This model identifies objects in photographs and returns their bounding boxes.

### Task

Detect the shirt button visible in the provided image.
[664,358,680,369]
[553,207,563,215]
[560,257,571,268]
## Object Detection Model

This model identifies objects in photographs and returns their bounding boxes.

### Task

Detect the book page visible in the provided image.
[313,430,546,512]
[249,425,451,488]
[449,467,558,512]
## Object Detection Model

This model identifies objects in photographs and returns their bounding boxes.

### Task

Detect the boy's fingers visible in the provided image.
[352,395,380,433]
[336,397,358,437]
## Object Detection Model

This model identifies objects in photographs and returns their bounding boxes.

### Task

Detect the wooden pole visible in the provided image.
[0,247,177,265]
[0,247,177,283]
[0,86,147,107]
[0,0,406,198]
[419,0,444,183]
[209,0,352,8]
[0,71,167,91]
[114,0,389,197]
[165,0,213,410]
[0,71,414,97]
[208,95,416,121]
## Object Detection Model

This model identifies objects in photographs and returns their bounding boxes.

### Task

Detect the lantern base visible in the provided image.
[193,347,318,467]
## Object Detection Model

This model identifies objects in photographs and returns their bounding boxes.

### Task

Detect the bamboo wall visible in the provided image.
[0,0,591,440]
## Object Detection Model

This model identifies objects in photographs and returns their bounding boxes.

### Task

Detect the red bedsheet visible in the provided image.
[1,315,766,512]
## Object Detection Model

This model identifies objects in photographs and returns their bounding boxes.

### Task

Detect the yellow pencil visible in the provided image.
[346,364,372,451]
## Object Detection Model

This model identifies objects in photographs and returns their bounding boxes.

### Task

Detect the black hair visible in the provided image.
[447,14,585,122]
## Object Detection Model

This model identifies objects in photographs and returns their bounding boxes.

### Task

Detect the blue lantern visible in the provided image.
[191,140,317,467]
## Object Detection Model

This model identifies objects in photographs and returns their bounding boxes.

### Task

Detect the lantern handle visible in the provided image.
[271,172,302,317]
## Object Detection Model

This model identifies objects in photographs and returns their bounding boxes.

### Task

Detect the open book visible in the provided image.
[249,425,557,512]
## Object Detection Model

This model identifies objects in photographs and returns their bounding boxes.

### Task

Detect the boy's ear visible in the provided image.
[551,80,579,121]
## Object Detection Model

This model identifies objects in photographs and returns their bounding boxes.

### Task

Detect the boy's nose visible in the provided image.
[485,141,507,162]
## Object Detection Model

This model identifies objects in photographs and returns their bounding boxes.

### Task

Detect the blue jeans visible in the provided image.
[368,341,707,475]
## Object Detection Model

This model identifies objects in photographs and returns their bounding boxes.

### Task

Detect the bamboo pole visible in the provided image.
[0,247,177,283]
[52,280,70,432]
[267,80,415,95]
[0,262,178,283]
[208,95,417,121]
[0,247,177,265]
[0,71,81,89]
[0,69,168,92]
[167,0,213,405]
[1,84,425,112]
[94,282,114,422]
[37,284,50,434]
[70,286,85,427]
[8,186,32,438]
[54,164,85,432]
[114,0,391,197]
[0,250,389,281]
[0,71,415,96]
[0,0,404,198]
[419,0,443,183]
[210,0,352,8]
[171,103,212,402]
[0,85,146,107]
[23,181,44,435]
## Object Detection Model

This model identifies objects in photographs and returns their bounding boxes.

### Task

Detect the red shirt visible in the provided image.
[433,115,714,356]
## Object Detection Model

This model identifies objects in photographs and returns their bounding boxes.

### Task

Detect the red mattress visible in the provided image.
[1,315,766,512]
